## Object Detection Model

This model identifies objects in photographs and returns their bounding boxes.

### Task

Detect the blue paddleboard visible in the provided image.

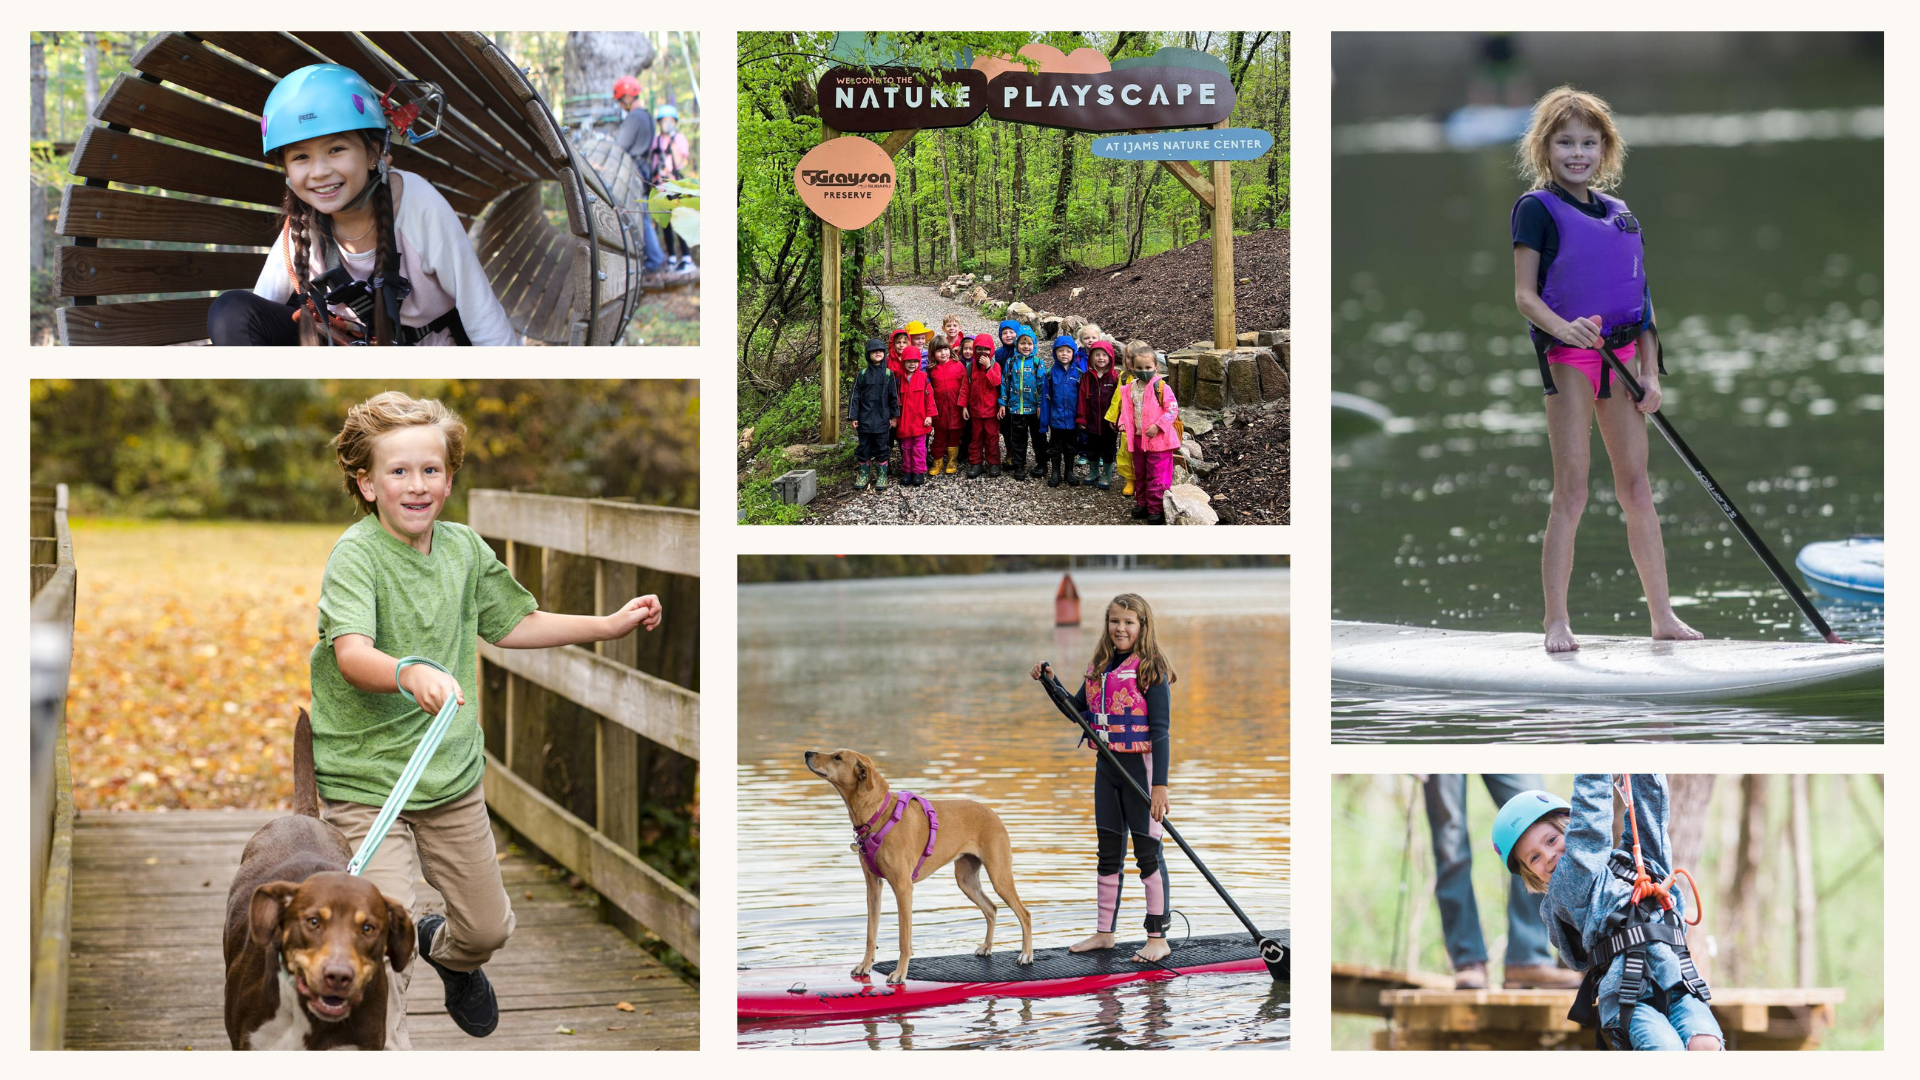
[1796,537,1883,603]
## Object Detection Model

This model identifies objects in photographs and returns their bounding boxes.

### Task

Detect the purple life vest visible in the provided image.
[1514,187,1660,396]
[1083,654,1152,753]
[854,790,940,882]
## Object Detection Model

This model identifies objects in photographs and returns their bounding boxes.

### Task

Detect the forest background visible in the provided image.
[736,31,1289,471]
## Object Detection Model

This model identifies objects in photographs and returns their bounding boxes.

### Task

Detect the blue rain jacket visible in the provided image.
[1000,345,1044,415]
[1038,340,1084,430]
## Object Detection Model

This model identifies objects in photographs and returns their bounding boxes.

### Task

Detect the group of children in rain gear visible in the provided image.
[847,314,1183,523]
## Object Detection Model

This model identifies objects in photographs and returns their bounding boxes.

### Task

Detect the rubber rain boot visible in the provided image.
[875,464,888,491]
[855,464,870,490]
[1066,455,1081,487]
[945,447,960,476]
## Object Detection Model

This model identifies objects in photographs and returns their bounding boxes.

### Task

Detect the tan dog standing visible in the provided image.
[806,749,1033,983]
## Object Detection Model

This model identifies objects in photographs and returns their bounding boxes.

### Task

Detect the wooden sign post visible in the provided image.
[820,125,842,444]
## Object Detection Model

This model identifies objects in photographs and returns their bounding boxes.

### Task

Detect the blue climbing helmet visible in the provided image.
[261,64,388,157]
[654,103,679,121]
[1490,789,1571,874]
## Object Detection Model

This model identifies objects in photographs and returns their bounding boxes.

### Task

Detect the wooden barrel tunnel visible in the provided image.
[55,31,646,346]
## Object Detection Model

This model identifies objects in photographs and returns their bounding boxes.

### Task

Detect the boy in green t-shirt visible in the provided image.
[313,392,662,1048]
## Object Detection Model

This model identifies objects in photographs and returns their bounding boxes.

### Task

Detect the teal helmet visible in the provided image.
[262,64,387,157]
[1490,789,1571,874]
[654,103,679,121]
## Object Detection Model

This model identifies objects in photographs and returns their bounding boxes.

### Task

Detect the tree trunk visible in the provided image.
[909,147,920,277]
[990,125,1002,257]
[1125,161,1160,267]
[1791,774,1816,986]
[1009,126,1024,295]
[1722,774,1770,986]
[1270,34,1289,228]
[82,32,101,121]
[1036,128,1076,280]
[30,35,48,281]
[1666,774,1716,984]
[564,31,658,106]
[937,130,959,271]
[881,191,893,280]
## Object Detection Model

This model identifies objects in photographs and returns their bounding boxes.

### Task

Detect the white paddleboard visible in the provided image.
[1796,537,1883,603]
[1332,620,1883,699]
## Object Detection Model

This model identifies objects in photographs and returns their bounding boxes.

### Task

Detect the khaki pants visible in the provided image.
[323,781,515,1050]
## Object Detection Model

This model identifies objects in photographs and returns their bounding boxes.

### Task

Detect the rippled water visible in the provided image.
[737,569,1290,1049]
[1332,132,1883,743]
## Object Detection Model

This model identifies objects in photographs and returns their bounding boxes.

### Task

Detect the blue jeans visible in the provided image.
[1629,989,1723,1050]
[1423,773,1554,968]
[640,206,667,271]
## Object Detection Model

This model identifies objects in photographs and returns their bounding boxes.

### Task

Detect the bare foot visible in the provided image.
[1544,620,1579,653]
[1651,615,1705,641]
[1133,936,1171,963]
[1069,932,1116,953]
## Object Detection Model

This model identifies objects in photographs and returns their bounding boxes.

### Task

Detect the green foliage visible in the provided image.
[31,379,700,520]
[743,379,824,453]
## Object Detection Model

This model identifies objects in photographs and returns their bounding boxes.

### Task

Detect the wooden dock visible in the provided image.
[1373,986,1844,1051]
[64,810,698,1050]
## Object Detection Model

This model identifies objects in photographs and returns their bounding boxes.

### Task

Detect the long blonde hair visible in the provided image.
[330,391,467,515]
[1517,85,1627,192]
[1087,593,1177,690]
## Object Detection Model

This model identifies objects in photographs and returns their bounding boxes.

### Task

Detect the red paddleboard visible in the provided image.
[738,932,1279,1020]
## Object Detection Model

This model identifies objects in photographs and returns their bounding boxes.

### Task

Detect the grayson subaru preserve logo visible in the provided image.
[793,137,898,230]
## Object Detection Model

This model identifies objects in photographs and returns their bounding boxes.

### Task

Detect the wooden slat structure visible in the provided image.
[30,485,78,1050]
[1330,962,1453,1017]
[56,31,653,346]
[63,811,698,1049]
[1373,986,1846,1051]
[467,490,699,965]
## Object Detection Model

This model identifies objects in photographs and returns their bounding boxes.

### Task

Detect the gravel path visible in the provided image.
[867,283,987,338]
[806,467,1147,525]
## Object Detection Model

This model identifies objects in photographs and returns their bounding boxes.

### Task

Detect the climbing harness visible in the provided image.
[344,656,462,876]
[1568,775,1711,1050]
[852,790,940,883]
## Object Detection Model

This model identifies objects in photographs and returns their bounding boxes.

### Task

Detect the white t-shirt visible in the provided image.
[250,170,518,346]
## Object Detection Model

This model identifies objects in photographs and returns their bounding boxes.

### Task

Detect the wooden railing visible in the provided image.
[30,484,77,1050]
[466,490,700,965]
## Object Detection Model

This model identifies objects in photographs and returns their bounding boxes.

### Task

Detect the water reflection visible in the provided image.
[738,569,1290,1048]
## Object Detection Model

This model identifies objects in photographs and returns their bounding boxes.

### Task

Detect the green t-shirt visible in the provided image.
[309,515,538,809]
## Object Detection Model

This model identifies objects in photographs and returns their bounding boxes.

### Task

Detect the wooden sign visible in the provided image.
[818,67,988,132]
[1091,128,1274,161]
[793,136,896,230]
[987,67,1235,133]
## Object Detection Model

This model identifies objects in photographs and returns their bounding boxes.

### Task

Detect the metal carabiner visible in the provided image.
[381,80,446,146]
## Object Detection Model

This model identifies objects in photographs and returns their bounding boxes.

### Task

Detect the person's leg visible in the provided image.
[1594,390,1703,642]
[1478,774,1555,969]
[322,796,421,1050]
[1421,775,1488,977]
[640,206,667,272]
[411,784,516,971]
[1005,414,1028,476]
[1029,417,1048,477]
[1668,992,1725,1050]
[208,290,302,346]
[1073,755,1126,951]
[1542,371,1596,652]
[1626,987,1687,1050]
[983,417,1001,471]
[1126,752,1169,960]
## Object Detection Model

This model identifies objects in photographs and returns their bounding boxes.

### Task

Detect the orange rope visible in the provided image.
[1618,775,1703,924]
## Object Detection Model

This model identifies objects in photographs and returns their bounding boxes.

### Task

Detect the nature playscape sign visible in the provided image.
[1091,128,1275,161]
[816,44,1236,135]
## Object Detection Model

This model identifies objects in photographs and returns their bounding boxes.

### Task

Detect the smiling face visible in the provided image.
[1107,604,1142,653]
[355,425,453,552]
[1546,120,1605,194]
[1514,817,1565,882]
[1001,327,1017,345]
[280,131,379,214]
[1054,345,1074,366]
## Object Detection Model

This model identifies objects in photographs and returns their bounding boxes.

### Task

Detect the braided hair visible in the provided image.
[275,128,398,346]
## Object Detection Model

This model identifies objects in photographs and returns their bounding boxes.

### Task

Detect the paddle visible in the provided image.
[1600,345,1845,644]
[1037,665,1290,983]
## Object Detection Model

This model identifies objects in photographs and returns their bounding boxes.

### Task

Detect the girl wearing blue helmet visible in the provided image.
[1493,777,1721,1051]
[208,64,515,346]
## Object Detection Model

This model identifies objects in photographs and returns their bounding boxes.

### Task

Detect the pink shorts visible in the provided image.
[1546,341,1636,399]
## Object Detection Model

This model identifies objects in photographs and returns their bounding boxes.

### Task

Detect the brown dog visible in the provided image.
[223,711,414,1050]
[806,748,1033,983]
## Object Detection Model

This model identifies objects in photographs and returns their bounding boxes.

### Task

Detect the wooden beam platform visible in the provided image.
[1331,963,1453,1017]
[63,810,698,1050]
[1373,986,1844,1050]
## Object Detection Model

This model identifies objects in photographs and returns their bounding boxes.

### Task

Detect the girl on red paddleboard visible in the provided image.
[1030,593,1177,964]
[1511,86,1703,653]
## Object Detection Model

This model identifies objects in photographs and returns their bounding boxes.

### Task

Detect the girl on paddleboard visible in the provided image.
[1493,776,1722,1050]
[1512,87,1701,652]
[1029,593,1177,963]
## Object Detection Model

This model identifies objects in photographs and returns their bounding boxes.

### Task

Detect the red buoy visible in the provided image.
[1055,572,1081,626]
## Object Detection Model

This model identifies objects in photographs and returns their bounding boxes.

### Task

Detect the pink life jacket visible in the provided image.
[1083,654,1152,753]
[853,790,940,882]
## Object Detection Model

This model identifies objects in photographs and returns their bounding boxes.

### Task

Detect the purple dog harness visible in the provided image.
[854,790,940,882]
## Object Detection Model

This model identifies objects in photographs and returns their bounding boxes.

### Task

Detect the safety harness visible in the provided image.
[852,790,940,883]
[1567,777,1710,1050]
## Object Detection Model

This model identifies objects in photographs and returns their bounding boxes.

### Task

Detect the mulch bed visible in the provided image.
[999,229,1289,349]
[1194,403,1290,525]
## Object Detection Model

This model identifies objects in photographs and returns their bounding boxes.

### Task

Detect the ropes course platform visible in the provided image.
[63,810,697,1050]
[1330,963,1453,1017]
[1369,986,1845,1050]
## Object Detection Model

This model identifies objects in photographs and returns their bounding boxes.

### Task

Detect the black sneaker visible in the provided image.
[416,913,499,1037]
[1130,505,1150,519]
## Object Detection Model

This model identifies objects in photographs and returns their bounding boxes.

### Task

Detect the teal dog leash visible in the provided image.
[345,655,461,877]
